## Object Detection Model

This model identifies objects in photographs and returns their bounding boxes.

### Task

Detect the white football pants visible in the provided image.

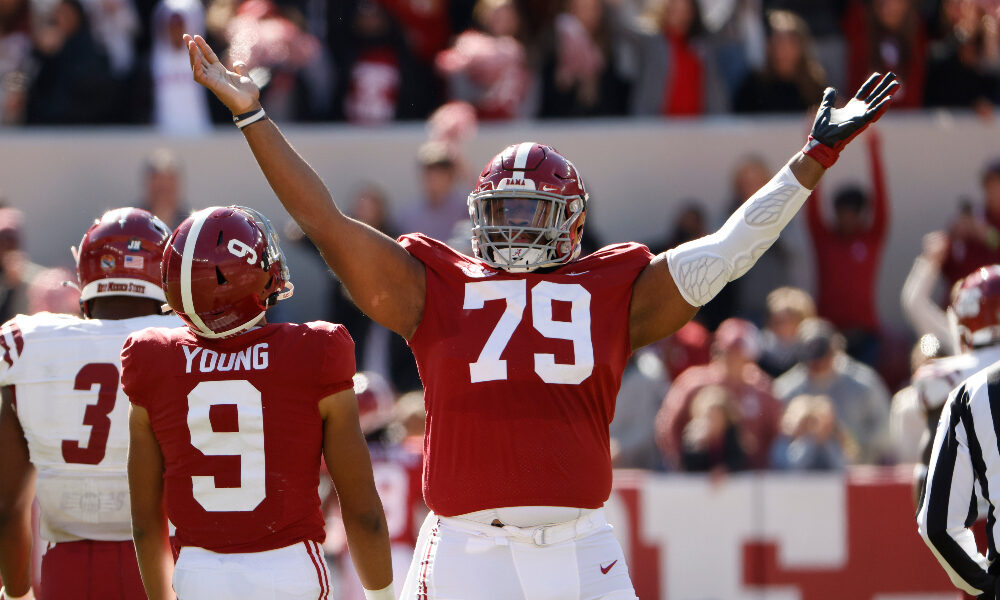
[399,508,638,600]
[173,541,332,600]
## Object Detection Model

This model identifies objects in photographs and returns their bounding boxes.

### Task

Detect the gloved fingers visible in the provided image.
[854,72,882,101]
[865,72,898,104]
[864,94,894,124]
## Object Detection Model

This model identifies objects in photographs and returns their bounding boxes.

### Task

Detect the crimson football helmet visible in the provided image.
[354,371,395,435]
[161,206,292,339]
[949,265,1000,349]
[75,207,171,317]
[468,142,588,272]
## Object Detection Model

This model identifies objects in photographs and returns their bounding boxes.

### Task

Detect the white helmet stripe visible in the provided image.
[180,207,215,337]
[79,278,166,303]
[513,142,534,171]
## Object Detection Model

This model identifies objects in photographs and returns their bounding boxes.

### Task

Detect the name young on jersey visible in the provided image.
[182,343,269,374]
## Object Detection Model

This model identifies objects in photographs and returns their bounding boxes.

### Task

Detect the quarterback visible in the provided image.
[185,32,897,600]
[122,206,393,600]
[0,208,179,600]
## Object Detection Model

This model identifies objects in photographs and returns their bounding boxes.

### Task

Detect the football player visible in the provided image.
[184,32,897,600]
[323,372,424,600]
[0,208,179,600]
[122,206,393,600]
[912,266,1000,501]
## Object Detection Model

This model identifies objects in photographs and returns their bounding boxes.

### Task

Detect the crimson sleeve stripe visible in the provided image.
[312,541,330,599]
[304,540,327,600]
[417,522,439,600]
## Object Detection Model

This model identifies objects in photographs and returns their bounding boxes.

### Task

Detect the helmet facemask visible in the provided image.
[469,188,586,273]
[234,207,293,304]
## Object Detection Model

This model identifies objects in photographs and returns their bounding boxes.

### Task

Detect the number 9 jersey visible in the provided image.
[120,321,356,553]
[399,233,654,516]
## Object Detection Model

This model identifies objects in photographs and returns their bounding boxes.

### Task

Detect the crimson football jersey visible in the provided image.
[120,322,356,553]
[399,234,654,516]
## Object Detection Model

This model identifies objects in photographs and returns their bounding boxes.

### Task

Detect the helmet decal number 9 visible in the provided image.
[464,281,594,385]
[227,239,258,266]
[187,380,266,512]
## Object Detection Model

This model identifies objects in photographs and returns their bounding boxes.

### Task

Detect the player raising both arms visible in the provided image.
[0,208,179,600]
[122,206,393,600]
[185,32,897,600]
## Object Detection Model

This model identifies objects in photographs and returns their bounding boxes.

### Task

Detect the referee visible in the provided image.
[917,365,998,598]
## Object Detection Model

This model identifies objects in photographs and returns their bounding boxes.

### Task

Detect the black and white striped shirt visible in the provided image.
[917,365,999,595]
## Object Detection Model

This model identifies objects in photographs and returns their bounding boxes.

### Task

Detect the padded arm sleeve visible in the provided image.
[665,164,811,307]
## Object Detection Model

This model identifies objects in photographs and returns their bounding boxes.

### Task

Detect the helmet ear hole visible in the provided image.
[216,267,228,285]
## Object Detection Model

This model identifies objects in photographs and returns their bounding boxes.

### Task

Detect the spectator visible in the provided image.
[901,231,955,354]
[806,130,888,367]
[610,348,670,470]
[139,148,189,229]
[889,333,944,466]
[650,200,706,255]
[647,0,707,116]
[761,0,847,88]
[924,0,1000,112]
[537,0,632,118]
[758,286,817,378]
[223,0,323,122]
[693,0,766,113]
[773,318,892,464]
[733,9,826,113]
[770,394,853,470]
[26,266,79,314]
[941,160,1000,288]
[843,0,928,109]
[436,0,531,120]
[655,318,782,470]
[679,385,748,473]
[150,0,211,134]
[659,320,712,381]
[25,0,115,124]
[0,207,43,323]
[396,141,467,242]
[0,0,30,124]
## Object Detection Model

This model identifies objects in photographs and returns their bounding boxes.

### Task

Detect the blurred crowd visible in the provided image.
[2,0,1000,129]
[8,101,1000,479]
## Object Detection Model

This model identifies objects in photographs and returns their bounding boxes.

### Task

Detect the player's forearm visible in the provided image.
[342,506,394,591]
[788,152,825,190]
[132,520,175,600]
[241,120,349,243]
[0,501,33,596]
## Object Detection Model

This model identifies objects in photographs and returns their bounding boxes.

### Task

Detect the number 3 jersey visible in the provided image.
[399,233,654,516]
[120,322,356,553]
[0,311,181,543]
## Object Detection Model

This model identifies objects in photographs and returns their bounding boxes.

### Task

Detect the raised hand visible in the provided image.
[803,72,899,169]
[184,34,260,115]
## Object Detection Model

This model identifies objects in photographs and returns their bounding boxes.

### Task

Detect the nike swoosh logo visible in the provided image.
[600,560,618,574]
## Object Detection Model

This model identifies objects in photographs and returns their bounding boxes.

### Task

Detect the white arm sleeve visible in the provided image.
[665,164,811,307]
[901,255,955,354]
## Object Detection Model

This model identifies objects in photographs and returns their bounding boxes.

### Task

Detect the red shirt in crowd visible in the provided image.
[654,361,781,470]
[399,233,652,516]
[660,31,703,116]
[806,135,888,332]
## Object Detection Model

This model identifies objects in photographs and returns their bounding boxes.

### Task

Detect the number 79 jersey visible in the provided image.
[120,322,356,553]
[0,311,181,543]
[399,234,654,516]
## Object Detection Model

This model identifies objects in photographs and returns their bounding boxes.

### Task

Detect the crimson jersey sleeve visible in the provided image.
[398,233,654,515]
[121,327,165,410]
[316,322,356,397]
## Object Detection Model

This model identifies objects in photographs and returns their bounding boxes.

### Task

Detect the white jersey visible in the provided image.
[913,346,1000,411]
[0,311,181,543]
